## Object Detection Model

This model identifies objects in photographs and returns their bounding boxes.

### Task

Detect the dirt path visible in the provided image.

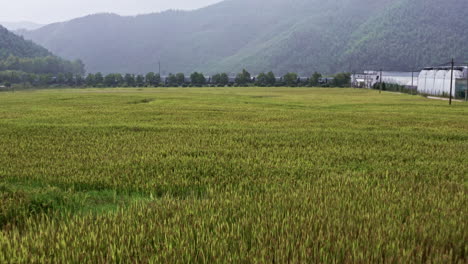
[427,96,464,102]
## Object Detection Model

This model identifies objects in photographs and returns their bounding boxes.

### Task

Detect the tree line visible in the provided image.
[0,55,85,75]
[0,69,351,89]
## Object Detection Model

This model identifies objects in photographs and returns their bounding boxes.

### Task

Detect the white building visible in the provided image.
[380,71,418,88]
[417,66,468,97]
[351,73,376,88]
[351,71,418,89]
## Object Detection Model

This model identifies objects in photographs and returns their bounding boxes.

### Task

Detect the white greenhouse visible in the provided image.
[417,66,468,97]
[351,71,418,89]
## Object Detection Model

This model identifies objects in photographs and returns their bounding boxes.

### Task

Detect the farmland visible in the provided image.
[0,87,467,263]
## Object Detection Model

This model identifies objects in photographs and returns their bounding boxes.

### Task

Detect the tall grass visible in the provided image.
[0,87,466,262]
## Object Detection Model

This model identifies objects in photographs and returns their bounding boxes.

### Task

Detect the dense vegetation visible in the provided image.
[0,87,466,262]
[0,56,85,75]
[340,0,468,71]
[18,0,468,75]
[0,25,50,59]
[0,69,350,88]
[0,25,85,81]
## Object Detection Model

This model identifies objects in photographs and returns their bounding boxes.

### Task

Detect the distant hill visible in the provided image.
[339,0,468,71]
[0,25,51,59]
[0,21,43,31]
[0,25,84,75]
[18,0,468,75]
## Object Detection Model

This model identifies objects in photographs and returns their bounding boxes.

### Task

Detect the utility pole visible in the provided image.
[449,58,454,105]
[10,71,14,93]
[465,69,467,102]
[379,69,383,94]
[411,71,414,95]
[158,61,161,76]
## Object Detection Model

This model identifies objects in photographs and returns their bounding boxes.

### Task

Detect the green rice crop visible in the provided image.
[0,87,466,263]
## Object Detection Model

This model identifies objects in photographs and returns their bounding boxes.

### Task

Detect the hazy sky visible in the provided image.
[0,0,223,24]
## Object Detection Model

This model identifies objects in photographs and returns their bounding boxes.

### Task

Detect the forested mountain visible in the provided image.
[0,25,51,59]
[339,0,468,71]
[18,0,468,75]
[0,25,84,75]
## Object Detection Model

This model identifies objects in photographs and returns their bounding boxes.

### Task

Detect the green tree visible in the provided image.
[39,74,52,86]
[94,72,104,86]
[235,69,251,86]
[219,73,229,86]
[310,72,322,86]
[71,59,86,75]
[167,74,178,87]
[212,73,221,86]
[212,73,229,86]
[65,72,74,86]
[283,72,298,87]
[154,74,161,87]
[104,74,116,87]
[75,74,84,86]
[266,72,276,86]
[190,72,206,87]
[0,55,86,75]
[56,73,65,85]
[175,73,185,86]
[256,72,267,87]
[25,73,35,85]
[85,73,95,87]
[145,72,160,87]
[333,72,351,87]
[124,74,135,87]
[114,74,123,87]
[4,56,19,70]
[136,75,145,87]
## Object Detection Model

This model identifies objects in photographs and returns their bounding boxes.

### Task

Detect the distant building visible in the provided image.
[351,67,467,98]
[319,77,334,84]
[351,71,418,89]
[417,66,467,97]
[351,73,377,88]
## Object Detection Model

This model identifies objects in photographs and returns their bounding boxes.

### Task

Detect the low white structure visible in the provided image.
[351,66,468,98]
[380,71,418,88]
[417,66,468,97]
[351,71,418,89]
[351,73,377,88]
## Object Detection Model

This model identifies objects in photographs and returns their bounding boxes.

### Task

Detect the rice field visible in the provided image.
[0,87,466,263]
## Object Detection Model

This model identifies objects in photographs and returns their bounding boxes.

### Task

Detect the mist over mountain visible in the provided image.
[0,21,43,31]
[18,0,468,75]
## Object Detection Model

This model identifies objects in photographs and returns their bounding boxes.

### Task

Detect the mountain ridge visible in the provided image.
[0,21,43,31]
[18,0,468,75]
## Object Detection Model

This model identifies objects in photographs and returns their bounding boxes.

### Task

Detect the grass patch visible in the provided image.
[0,181,153,228]
[129,98,155,104]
